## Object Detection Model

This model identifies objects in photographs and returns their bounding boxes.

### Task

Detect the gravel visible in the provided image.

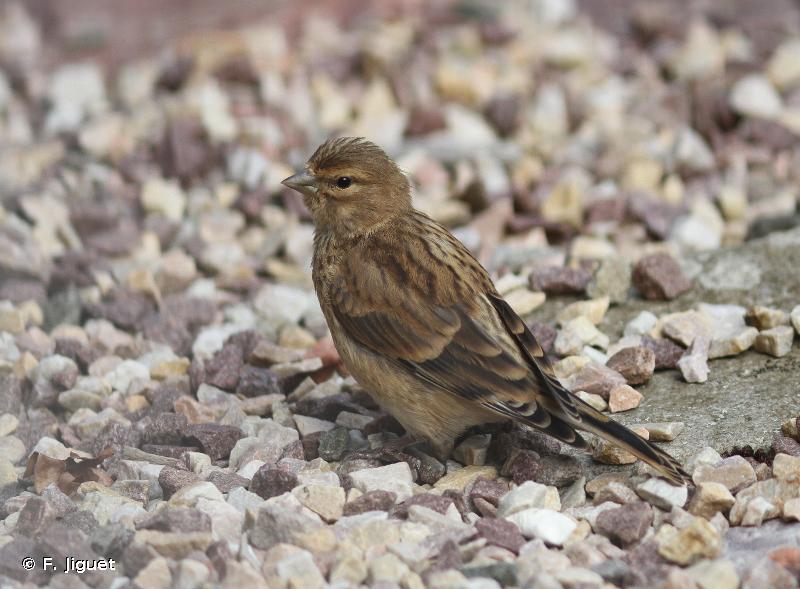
[0,0,798,587]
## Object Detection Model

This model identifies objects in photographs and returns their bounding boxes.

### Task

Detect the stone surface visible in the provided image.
[632,253,692,300]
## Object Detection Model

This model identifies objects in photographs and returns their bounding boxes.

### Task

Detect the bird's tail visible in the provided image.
[570,398,689,485]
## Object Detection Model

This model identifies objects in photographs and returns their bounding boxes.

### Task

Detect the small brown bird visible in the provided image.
[283,137,688,484]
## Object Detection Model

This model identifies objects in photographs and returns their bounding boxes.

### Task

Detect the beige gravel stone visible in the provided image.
[553,355,590,379]
[607,384,643,413]
[0,303,24,333]
[575,391,607,412]
[134,530,214,559]
[783,497,800,521]
[556,297,610,326]
[772,453,800,482]
[505,289,546,316]
[661,310,713,347]
[687,482,735,518]
[746,305,790,330]
[657,518,722,565]
[633,422,684,442]
[292,484,345,522]
[434,465,497,492]
[692,455,756,493]
[754,325,795,357]
[133,557,173,589]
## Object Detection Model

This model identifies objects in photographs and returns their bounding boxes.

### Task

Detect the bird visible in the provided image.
[282,137,689,485]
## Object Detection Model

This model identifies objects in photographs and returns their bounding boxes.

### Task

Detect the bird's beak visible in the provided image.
[281,170,318,195]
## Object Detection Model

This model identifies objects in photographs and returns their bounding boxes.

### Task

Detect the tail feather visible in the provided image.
[573,399,689,485]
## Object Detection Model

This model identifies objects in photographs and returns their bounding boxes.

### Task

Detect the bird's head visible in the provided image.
[282,137,411,236]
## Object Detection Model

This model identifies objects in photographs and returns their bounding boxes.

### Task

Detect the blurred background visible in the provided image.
[3,0,800,272]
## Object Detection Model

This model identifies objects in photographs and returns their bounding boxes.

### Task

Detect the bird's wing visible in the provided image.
[328,215,582,444]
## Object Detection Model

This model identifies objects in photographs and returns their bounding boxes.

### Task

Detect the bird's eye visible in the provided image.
[336,176,352,189]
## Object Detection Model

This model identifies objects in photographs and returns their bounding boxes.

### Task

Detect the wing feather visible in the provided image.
[325,212,584,444]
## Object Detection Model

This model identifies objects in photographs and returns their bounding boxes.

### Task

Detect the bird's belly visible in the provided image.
[329,320,502,448]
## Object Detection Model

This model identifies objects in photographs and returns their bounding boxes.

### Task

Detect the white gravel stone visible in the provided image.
[555,316,609,355]
[635,478,688,510]
[741,496,777,526]
[729,74,783,119]
[555,567,605,588]
[227,487,265,514]
[686,558,739,589]
[169,481,225,507]
[505,508,576,545]
[275,549,326,589]
[0,414,18,438]
[141,177,186,222]
[497,481,561,517]
[349,462,413,502]
[254,283,318,332]
[568,501,619,529]
[104,360,150,394]
[174,558,210,589]
[293,415,336,437]
[677,335,710,383]
[674,126,715,172]
[237,460,265,480]
[407,505,471,534]
[687,447,723,474]
[31,436,69,460]
[196,497,244,542]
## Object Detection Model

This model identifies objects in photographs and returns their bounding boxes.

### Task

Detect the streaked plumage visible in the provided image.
[283,137,688,484]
